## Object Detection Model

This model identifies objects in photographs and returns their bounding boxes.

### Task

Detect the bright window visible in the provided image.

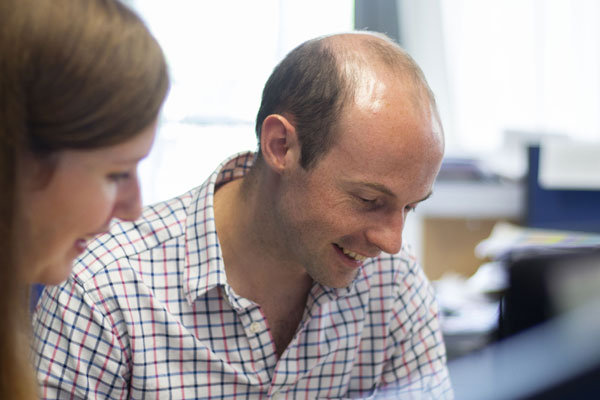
[399,0,600,178]
[441,0,600,152]
[129,1,354,204]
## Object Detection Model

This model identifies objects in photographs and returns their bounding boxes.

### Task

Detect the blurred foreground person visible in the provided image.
[0,0,169,397]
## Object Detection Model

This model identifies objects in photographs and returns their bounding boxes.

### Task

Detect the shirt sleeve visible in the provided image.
[378,256,454,399]
[31,278,131,400]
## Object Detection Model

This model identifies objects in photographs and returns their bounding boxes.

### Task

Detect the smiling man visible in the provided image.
[33,32,452,399]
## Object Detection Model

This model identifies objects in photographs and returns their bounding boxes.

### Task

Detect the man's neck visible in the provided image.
[213,176,313,355]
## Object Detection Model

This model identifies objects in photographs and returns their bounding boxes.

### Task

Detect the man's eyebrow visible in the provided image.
[353,182,396,197]
[353,181,434,203]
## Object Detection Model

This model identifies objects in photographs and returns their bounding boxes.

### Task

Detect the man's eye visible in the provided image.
[356,196,381,210]
[405,204,417,213]
[359,197,377,204]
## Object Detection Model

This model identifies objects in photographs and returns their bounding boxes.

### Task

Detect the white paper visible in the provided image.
[539,140,600,190]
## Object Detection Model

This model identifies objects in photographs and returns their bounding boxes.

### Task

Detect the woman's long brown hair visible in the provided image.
[0,0,169,397]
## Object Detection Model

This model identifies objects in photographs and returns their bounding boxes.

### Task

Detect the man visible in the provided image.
[32,32,452,399]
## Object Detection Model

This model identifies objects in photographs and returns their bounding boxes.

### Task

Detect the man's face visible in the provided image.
[273,75,444,288]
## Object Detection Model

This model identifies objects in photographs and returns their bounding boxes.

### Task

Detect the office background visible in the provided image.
[127,0,600,205]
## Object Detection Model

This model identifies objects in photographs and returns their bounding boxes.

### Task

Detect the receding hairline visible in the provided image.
[319,32,436,105]
[316,32,443,138]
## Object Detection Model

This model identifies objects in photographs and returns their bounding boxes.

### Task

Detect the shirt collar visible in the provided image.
[183,151,255,304]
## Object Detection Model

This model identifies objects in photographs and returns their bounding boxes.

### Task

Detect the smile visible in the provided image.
[334,244,368,262]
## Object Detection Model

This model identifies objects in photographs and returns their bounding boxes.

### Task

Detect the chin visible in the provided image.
[35,260,75,286]
[315,271,358,289]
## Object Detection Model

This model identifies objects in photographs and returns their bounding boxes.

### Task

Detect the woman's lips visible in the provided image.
[74,239,88,254]
[74,227,110,255]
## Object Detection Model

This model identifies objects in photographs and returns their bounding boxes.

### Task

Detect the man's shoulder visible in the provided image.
[71,187,198,284]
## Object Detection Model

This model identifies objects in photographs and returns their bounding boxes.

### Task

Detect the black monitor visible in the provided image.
[498,245,600,338]
[527,146,600,233]
[450,245,600,399]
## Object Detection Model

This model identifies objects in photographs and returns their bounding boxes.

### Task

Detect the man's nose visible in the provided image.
[365,212,405,255]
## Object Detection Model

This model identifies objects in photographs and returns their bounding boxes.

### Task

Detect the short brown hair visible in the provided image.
[254,32,438,170]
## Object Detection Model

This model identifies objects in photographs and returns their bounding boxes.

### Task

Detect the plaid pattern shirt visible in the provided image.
[32,152,452,399]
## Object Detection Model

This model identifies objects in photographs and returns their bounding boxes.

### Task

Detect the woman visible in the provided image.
[0,0,169,397]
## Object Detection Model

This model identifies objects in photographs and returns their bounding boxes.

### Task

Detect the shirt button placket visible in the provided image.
[271,391,284,400]
[250,321,261,334]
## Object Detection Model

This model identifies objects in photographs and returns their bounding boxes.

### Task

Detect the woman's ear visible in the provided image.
[259,114,300,173]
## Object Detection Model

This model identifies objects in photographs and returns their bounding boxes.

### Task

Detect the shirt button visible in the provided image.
[250,322,261,334]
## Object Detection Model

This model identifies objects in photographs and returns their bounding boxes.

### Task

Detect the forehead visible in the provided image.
[320,76,443,199]
[338,74,441,154]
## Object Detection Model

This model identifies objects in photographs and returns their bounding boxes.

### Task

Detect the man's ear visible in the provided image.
[260,114,300,173]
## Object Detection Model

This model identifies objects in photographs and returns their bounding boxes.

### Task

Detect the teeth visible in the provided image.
[339,246,367,262]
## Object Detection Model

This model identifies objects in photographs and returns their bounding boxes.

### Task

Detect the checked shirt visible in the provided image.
[32,152,452,399]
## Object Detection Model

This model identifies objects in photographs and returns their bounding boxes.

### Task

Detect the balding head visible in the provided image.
[254,31,442,170]
[325,32,438,115]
